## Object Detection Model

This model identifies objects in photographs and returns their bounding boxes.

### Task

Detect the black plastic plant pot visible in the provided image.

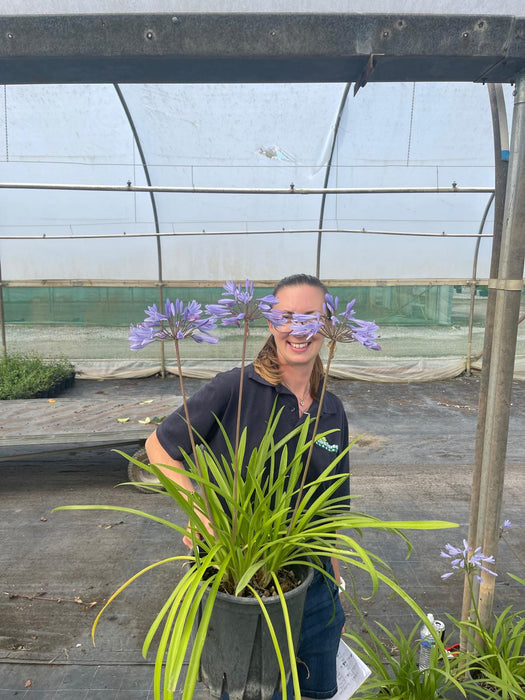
[199,564,314,700]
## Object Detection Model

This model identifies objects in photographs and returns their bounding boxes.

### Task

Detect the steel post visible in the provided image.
[461,84,509,644]
[471,72,525,634]
[0,260,7,357]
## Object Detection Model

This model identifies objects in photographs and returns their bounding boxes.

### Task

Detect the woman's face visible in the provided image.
[268,283,325,371]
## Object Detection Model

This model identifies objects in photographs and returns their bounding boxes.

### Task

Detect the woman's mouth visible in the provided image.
[288,340,309,350]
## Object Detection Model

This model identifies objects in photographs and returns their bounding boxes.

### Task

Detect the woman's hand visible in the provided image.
[183,513,214,549]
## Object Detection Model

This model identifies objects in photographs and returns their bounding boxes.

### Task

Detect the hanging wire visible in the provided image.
[113,84,166,377]
[0,259,7,357]
[0,227,494,241]
[3,85,8,162]
[406,82,416,166]
[466,191,495,374]
[316,83,352,278]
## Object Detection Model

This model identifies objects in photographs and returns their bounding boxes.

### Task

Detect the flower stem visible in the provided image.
[232,319,249,541]
[173,337,215,534]
[287,339,336,535]
[501,533,525,568]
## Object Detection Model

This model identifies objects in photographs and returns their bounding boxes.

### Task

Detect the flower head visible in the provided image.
[289,312,325,340]
[206,280,285,328]
[441,540,497,584]
[289,293,381,350]
[500,519,512,534]
[129,321,159,350]
[129,298,218,350]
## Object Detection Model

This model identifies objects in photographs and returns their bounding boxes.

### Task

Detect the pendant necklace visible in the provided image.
[282,381,310,407]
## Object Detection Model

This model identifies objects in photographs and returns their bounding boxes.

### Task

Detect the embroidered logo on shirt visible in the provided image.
[315,437,339,453]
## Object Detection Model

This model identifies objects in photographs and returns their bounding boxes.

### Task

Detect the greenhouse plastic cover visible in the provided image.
[0,1,523,380]
[0,81,510,281]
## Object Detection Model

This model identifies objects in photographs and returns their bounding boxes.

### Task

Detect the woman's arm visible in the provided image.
[145,430,213,546]
[145,429,194,492]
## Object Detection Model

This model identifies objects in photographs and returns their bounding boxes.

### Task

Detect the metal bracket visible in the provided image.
[487,278,524,291]
[354,54,384,96]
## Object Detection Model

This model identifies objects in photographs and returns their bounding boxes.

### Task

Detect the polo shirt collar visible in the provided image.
[247,364,337,415]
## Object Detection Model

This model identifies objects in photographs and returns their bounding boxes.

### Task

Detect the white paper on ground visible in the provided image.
[332,639,371,699]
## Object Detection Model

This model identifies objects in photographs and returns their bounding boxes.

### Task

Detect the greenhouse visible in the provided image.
[1,3,524,700]
[1,3,524,382]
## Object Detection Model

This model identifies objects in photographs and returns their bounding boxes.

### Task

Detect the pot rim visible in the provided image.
[205,564,315,606]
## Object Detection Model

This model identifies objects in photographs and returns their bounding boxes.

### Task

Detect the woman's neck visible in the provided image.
[279,366,312,397]
[279,367,315,417]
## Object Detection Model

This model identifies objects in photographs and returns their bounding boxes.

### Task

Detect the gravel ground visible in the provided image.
[1,374,524,698]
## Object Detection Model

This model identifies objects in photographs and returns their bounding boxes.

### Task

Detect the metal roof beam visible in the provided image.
[1,12,524,84]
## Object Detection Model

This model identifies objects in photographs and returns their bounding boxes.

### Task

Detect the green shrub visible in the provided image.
[0,353,74,400]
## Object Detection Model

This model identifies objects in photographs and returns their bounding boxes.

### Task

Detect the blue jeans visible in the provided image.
[275,560,345,699]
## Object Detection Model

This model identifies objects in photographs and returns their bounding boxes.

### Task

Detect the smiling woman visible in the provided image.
[146,274,353,699]
[269,279,327,379]
[54,275,456,700]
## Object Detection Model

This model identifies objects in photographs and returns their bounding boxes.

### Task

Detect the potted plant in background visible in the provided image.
[345,617,466,699]
[440,532,525,700]
[346,528,524,700]
[54,280,458,700]
[0,352,74,400]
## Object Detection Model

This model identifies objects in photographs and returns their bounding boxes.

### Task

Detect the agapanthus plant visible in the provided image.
[54,281,458,700]
[498,519,525,570]
[129,298,218,349]
[441,540,497,585]
[206,280,286,537]
[441,520,525,700]
[440,531,525,700]
[287,293,381,522]
[129,297,219,530]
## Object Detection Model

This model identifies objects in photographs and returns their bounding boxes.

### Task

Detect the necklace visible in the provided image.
[282,381,310,407]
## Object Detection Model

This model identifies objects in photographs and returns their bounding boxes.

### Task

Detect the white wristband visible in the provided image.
[339,577,346,591]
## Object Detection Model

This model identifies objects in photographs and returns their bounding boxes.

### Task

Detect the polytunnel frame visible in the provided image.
[1,9,525,642]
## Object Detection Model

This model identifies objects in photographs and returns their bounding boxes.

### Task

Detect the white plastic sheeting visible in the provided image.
[0,81,513,281]
[70,357,525,383]
[1,1,524,16]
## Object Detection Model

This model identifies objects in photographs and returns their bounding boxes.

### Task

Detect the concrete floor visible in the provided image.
[1,374,524,699]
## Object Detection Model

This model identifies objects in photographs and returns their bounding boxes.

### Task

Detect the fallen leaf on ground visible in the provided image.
[98,521,125,529]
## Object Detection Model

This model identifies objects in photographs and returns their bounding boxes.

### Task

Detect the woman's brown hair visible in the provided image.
[253,274,327,399]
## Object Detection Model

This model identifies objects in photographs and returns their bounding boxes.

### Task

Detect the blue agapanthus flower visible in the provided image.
[440,540,497,584]
[289,293,381,350]
[206,280,284,328]
[129,298,218,350]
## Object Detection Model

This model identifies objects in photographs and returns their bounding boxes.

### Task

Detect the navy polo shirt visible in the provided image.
[156,364,350,504]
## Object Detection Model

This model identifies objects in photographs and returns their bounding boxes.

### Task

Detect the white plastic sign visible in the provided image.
[333,639,372,699]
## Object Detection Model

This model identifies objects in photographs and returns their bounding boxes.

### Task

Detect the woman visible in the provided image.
[146,273,349,700]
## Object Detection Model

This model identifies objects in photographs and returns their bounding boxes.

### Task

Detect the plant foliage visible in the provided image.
[345,618,465,699]
[54,413,457,700]
[455,606,525,700]
[54,284,458,700]
[0,352,74,400]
